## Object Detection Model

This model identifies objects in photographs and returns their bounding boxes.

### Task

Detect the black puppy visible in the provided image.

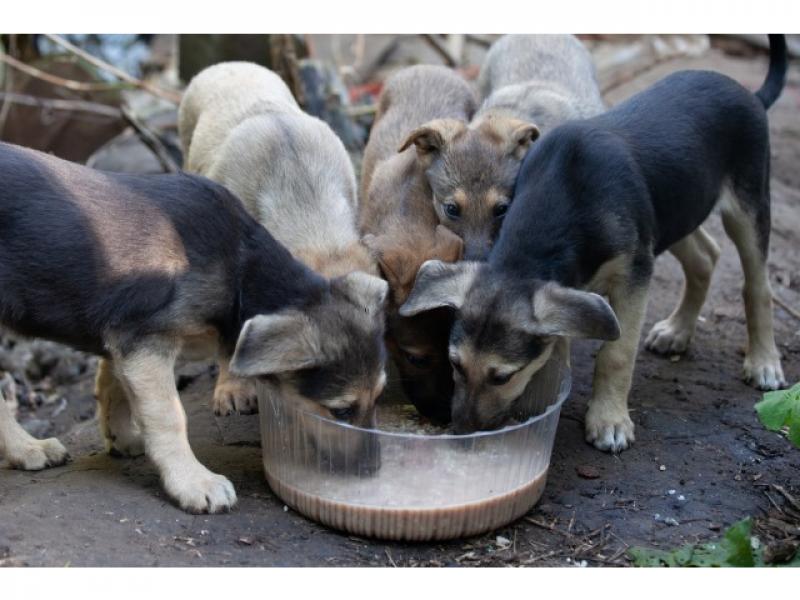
[401,35,788,452]
[0,142,388,511]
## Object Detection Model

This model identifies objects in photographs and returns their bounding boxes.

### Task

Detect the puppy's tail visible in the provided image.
[755,34,788,109]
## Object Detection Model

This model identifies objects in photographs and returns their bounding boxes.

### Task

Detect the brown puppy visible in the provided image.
[359,65,471,422]
[397,106,539,260]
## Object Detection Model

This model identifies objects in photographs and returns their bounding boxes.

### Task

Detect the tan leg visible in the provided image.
[0,384,68,470]
[95,358,144,457]
[720,197,785,390]
[585,282,649,453]
[112,341,236,513]
[212,356,258,416]
[645,227,720,355]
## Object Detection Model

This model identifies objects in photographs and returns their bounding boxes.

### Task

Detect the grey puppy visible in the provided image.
[476,34,605,132]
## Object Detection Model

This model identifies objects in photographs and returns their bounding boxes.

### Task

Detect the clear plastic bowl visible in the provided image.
[258,353,571,541]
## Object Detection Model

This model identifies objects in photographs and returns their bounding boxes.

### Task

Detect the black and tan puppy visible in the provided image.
[0,142,386,512]
[402,35,788,452]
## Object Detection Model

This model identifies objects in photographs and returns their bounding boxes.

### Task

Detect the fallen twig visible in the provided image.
[0,91,121,118]
[0,53,128,93]
[384,547,397,568]
[120,104,180,173]
[43,34,181,104]
[773,292,800,322]
[772,485,800,513]
[420,34,458,67]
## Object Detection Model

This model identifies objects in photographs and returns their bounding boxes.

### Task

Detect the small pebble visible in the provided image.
[659,465,666,471]
[677,495,686,501]
[283,505,289,512]
[495,536,511,548]
[668,489,676,495]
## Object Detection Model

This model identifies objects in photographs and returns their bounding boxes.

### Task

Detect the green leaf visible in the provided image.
[756,389,792,430]
[629,519,758,567]
[756,382,800,449]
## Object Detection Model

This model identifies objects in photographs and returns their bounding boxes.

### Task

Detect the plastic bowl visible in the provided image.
[258,353,571,541]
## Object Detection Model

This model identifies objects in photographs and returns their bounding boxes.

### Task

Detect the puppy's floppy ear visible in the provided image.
[480,116,540,160]
[332,270,389,315]
[432,225,464,263]
[362,234,418,305]
[528,282,620,341]
[398,119,467,163]
[230,311,322,377]
[399,260,480,317]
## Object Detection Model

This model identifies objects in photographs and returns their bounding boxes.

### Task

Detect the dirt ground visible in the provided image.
[1,46,799,567]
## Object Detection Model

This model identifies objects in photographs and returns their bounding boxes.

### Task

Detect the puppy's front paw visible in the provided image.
[163,465,237,514]
[743,352,786,391]
[212,377,259,416]
[585,403,635,453]
[644,318,692,355]
[6,437,70,470]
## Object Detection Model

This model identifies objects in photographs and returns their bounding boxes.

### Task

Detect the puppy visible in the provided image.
[359,65,472,422]
[477,34,605,132]
[0,141,387,512]
[177,61,380,422]
[390,71,540,261]
[401,35,788,452]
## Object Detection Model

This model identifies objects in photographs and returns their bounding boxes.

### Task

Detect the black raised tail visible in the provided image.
[756,34,788,109]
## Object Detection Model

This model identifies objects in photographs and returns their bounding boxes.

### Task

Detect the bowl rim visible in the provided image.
[261,365,572,441]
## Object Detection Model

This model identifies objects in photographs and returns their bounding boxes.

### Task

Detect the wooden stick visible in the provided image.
[0,91,122,117]
[420,34,458,67]
[773,292,800,322]
[0,53,129,93]
[42,34,182,104]
[120,104,180,173]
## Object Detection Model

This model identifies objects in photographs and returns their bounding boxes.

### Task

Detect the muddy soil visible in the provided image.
[1,48,799,567]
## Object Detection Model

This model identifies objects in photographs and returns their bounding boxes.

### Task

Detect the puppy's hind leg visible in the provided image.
[586,279,650,453]
[0,384,69,470]
[645,226,720,355]
[720,184,785,390]
[95,358,144,457]
[112,338,236,513]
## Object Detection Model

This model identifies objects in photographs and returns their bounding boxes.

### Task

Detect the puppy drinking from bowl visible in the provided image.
[0,140,386,511]
[175,60,387,428]
[401,35,788,452]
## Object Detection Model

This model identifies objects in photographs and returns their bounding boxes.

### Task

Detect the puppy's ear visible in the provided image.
[480,116,540,160]
[361,234,416,304]
[528,282,620,341]
[332,271,389,315]
[230,311,322,377]
[399,260,480,317]
[432,225,465,264]
[398,119,467,165]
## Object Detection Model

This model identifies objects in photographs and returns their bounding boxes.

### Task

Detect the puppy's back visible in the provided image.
[209,109,358,255]
[180,62,299,174]
[478,35,604,127]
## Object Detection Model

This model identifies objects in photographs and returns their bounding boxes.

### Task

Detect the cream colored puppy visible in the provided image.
[178,61,376,416]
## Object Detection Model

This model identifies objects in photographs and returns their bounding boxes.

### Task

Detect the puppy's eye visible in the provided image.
[330,406,356,421]
[493,203,509,218]
[443,203,461,219]
[450,358,465,377]
[489,371,514,386]
[404,351,431,368]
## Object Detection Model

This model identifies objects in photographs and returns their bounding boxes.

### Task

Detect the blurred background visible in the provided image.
[1,34,797,176]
